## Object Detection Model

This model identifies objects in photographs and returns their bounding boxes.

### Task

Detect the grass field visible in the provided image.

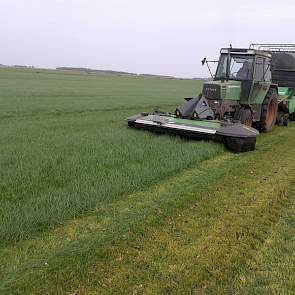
[0,68,294,294]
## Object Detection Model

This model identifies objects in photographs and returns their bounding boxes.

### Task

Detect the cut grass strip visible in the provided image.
[1,124,295,294]
[230,189,295,295]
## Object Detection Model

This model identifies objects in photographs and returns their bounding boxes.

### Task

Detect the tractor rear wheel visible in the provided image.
[236,108,252,127]
[258,88,278,132]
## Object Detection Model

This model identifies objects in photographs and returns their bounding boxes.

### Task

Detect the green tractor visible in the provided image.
[196,44,295,131]
[128,44,295,152]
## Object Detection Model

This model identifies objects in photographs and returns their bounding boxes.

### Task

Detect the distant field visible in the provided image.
[0,68,294,294]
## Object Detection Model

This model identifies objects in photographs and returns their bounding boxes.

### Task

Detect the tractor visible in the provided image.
[177,44,295,130]
[128,44,295,152]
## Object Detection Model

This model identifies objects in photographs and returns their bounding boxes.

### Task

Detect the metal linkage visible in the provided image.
[249,43,295,52]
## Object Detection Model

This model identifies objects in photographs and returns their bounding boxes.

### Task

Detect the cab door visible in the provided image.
[250,57,271,104]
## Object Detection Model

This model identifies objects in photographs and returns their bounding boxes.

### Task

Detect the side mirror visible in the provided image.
[201,58,207,66]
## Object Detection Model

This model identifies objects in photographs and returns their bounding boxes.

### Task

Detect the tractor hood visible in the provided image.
[202,80,241,100]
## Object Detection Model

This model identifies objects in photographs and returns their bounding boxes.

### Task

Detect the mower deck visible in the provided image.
[127,113,259,153]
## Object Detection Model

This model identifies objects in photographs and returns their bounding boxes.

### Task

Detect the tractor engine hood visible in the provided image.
[202,80,241,101]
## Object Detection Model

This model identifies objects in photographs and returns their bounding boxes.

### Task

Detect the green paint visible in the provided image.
[249,82,270,105]
[171,117,221,129]
[278,87,295,114]
[288,96,295,114]
[205,80,241,100]
[222,80,241,100]
[278,86,293,101]
[278,87,290,97]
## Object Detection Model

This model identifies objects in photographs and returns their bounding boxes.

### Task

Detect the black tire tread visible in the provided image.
[236,108,252,126]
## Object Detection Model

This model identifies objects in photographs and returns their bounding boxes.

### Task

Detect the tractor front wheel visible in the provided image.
[258,88,278,133]
[236,107,253,127]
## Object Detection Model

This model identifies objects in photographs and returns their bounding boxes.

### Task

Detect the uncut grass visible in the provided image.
[0,69,223,246]
[1,124,295,294]
[0,68,200,118]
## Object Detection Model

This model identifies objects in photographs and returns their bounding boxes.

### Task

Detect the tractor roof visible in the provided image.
[220,48,272,58]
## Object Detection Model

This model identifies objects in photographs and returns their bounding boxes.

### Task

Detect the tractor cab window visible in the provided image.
[255,57,264,81]
[215,54,254,81]
[264,60,271,81]
[231,56,253,80]
[254,57,271,82]
[215,54,228,79]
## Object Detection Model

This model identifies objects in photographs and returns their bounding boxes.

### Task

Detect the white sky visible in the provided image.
[1,0,295,77]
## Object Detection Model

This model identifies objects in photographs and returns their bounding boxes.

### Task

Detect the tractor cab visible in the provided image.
[202,48,275,127]
[215,48,272,81]
[215,49,255,81]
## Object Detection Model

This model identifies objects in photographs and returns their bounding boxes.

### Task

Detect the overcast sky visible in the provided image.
[1,0,295,77]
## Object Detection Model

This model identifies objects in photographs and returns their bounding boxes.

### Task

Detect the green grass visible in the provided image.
[0,68,223,246]
[231,193,295,295]
[0,68,294,294]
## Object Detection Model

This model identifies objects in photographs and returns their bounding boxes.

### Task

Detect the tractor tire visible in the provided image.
[257,88,278,133]
[236,107,253,127]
